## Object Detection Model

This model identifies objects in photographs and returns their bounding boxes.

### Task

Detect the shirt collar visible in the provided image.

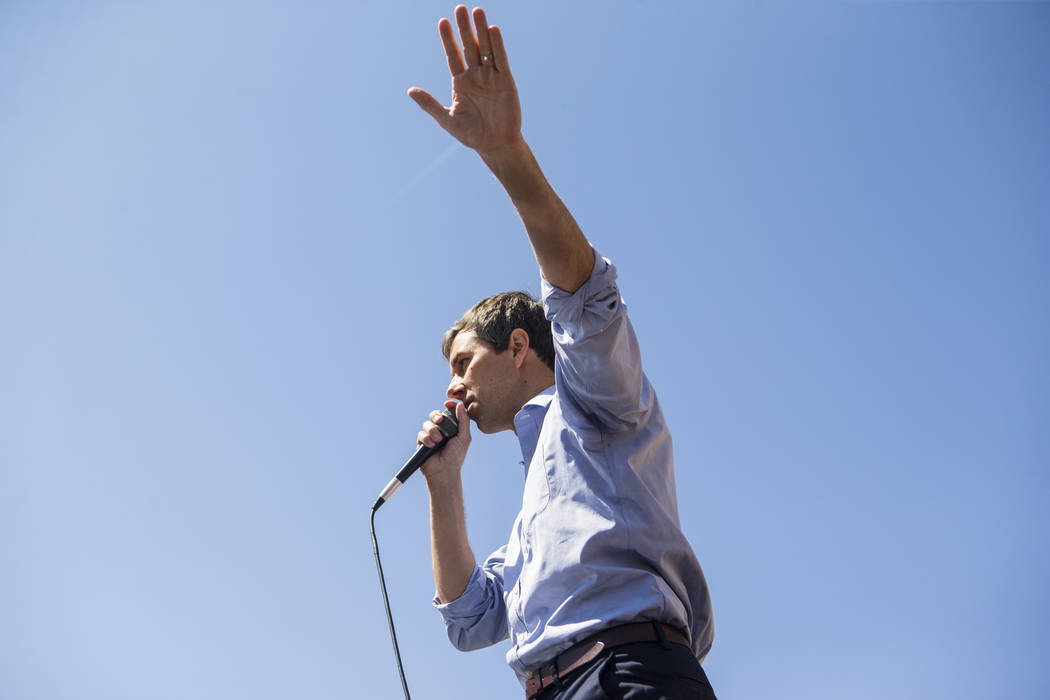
[513,385,555,469]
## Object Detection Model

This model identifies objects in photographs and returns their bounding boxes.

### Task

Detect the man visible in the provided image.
[408,7,716,699]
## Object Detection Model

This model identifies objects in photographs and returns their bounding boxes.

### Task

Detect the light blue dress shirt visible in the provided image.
[433,250,714,682]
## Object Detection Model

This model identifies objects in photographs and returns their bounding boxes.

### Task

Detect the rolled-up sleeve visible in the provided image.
[542,249,651,432]
[432,546,509,651]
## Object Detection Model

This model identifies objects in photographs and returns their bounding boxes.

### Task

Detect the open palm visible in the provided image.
[408,6,522,154]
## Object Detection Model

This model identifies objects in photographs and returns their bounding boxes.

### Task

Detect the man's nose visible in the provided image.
[447,380,465,400]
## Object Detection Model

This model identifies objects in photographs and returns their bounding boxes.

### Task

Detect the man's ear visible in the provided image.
[509,328,530,368]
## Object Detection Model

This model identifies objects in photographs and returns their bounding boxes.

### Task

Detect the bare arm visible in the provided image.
[426,469,475,603]
[418,401,476,603]
[408,5,594,292]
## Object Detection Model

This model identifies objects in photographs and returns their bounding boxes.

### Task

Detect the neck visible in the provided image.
[522,367,555,399]
[513,367,555,418]
[503,362,555,435]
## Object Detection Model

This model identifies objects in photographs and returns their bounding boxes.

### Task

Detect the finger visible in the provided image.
[420,421,443,447]
[438,17,466,75]
[455,5,481,68]
[430,409,446,423]
[407,87,450,128]
[428,424,445,444]
[453,401,470,438]
[473,7,494,67]
[488,25,511,75]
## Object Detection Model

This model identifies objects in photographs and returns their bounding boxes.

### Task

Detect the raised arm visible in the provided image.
[408,5,594,293]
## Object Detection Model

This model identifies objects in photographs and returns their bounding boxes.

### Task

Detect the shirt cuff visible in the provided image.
[431,565,490,621]
[541,247,620,327]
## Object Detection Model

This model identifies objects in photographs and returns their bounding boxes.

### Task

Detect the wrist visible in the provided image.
[477,135,531,173]
[423,466,463,493]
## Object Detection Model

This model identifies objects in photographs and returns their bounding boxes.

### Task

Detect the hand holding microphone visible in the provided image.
[373,400,471,511]
[418,400,472,479]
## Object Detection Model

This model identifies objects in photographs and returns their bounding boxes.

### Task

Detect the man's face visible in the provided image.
[446,330,518,434]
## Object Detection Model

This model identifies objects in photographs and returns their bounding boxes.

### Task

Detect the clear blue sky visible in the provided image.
[2,2,1047,699]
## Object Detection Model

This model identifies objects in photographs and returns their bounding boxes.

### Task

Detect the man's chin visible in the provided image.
[471,414,502,435]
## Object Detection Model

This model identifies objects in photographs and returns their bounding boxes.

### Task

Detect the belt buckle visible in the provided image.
[523,667,546,699]
[524,659,558,699]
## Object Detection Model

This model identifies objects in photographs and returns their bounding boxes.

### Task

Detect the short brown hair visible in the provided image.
[442,291,555,371]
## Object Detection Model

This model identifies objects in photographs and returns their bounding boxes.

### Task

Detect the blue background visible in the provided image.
[2,2,1047,699]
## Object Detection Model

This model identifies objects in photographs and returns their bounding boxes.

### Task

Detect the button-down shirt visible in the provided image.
[433,250,714,683]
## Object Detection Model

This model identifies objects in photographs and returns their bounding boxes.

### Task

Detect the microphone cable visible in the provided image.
[369,407,459,700]
[370,502,413,700]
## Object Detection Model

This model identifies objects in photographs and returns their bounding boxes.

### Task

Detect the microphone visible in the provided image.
[372,407,459,511]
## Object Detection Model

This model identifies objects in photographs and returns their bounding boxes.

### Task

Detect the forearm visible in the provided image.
[480,138,594,293]
[426,472,476,604]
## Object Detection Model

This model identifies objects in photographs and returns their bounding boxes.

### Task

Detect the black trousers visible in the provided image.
[534,640,717,700]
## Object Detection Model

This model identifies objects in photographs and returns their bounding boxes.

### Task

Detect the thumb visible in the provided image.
[446,399,471,441]
[407,87,450,128]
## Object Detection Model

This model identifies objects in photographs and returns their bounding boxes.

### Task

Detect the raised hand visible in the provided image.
[408,6,522,155]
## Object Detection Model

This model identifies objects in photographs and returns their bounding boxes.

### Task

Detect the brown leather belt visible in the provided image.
[523,622,690,699]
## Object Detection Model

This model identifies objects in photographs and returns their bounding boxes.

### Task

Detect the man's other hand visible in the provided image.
[408,6,522,157]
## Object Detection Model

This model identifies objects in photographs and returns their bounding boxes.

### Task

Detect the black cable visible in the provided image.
[369,410,457,698]
[370,502,412,700]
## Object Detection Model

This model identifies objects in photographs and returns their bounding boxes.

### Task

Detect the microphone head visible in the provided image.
[436,407,459,441]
